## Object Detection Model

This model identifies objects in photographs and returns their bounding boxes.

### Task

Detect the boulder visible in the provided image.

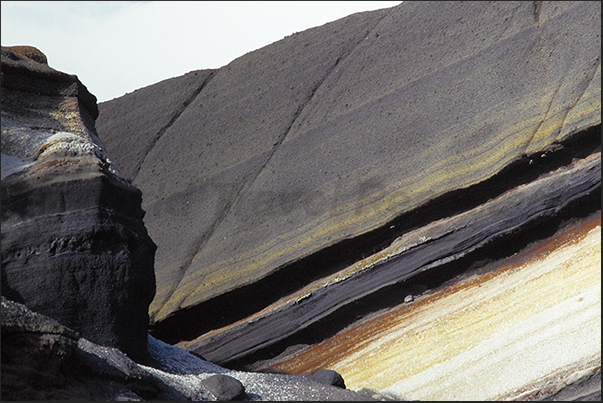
[311,369,346,389]
[1,46,156,364]
[200,374,246,401]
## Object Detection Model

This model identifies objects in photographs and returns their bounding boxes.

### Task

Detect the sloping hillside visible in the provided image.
[96,1,600,400]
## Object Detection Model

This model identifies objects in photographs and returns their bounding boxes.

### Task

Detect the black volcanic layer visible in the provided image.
[196,151,601,367]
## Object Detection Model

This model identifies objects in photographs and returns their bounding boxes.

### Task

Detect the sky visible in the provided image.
[1,1,402,103]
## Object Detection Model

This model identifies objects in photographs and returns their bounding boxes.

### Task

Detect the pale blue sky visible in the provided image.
[1,1,401,102]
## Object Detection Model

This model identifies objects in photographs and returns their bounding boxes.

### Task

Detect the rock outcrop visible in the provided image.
[1,297,389,401]
[94,1,600,400]
[1,297,172,401]
[1,46,156,364]
[5,45,48,65]
[1,0,600,400]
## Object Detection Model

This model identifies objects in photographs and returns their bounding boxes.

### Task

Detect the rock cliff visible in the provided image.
[1,45,156,364]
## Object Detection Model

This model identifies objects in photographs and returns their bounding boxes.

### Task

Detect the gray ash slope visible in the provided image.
[96,0,600,367]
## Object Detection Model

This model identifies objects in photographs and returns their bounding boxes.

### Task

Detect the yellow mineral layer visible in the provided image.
[267,213,601,400]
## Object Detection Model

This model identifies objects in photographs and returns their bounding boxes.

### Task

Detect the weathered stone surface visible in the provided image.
[311,369,346,389]
[0,298,171,401]
[1,46,98,120]
[95,69,215,181]
[0,43,390,401]
[1,46,156,364]
[96,1,601,341]
[200,374,245,400]
[97,6,394,325]
[1,293,79,338]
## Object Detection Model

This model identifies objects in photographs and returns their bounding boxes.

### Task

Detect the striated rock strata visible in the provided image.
[1,46,156,364]
[178,150,601,366]
[93,1,600,400]
[97,0,599,351]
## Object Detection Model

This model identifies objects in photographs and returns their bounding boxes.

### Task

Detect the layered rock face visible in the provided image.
[94,1,600,400]
[1,46,156,364]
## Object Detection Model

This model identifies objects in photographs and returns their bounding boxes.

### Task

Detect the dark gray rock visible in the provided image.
[1,46,156,364]
[0,298,169,401]
[0,294,79,338]
[200,374,246,401]
[311,369,346,389]
[5,45,48,65]
[0,46,98,119]
[1,297,392,400]
[534,368,601,401]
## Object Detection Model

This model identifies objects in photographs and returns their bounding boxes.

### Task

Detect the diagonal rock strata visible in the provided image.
[262,212,601,400]
[97,2,601,334]
[93,1,601,398]
[142,122,600,346]
[2,0,596,400]
[177,149,600,365]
